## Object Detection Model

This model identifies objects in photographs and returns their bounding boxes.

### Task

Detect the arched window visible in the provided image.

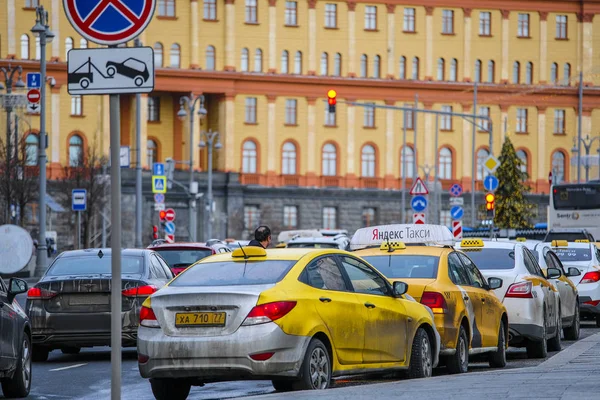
[361,145,376,177]
[449,58,458,82]
[241,48,249,71]
[170,43,181,68]
[322,143,337,176]
[563,63,571,86]
[487,60,495,83]
[516,150,528,177]
[20,34,29,60]
[242,140,257,173]
[476,148,490,180]
[25,134,38,166]
[254,48,263,72]
[474,59,482,82]
[439,147,452,179]
[513,61,520,84]
[80,38,88,49]
[437,58,445,81]
[552,151,566,184]
[154,42,163,67]
[373,55,381,78]
[525,62,533,85]
[399,56,406,79]
[147,139,158,165]
[282,142,297,175]
[69,135,84,167]
[294,51,302,74]
[206,45,216,70]
[320,52,328,76]
[280,50,289,74]
[65,37,73,60]
[360,54,368,78]
[400,146,414,178]
[550,62,558,84]
[333,53,342,76]
[412,57,420,80]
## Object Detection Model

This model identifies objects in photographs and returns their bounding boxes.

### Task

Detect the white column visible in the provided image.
[308,5,317,74]
[463,9,472,81]
[501,109,508,144]
[51,0,60,59]
[537,109,546,181]
[386,6,395,78]
[540,13,548,82]
[385,106,395,175]
[583,15,594,77]
[224,96,236,171]
[51,90,60,163]
[425,8,434,79]
[225,0,236,70]
[191,0,200,68]
[348,4,356,76]
[424,112,433,161]
[269,2,277,72]
[7,0,15,56]
[347,104,355,174]
[462,107,472,179]
[267,97,276,171]
[501,11,510,82]
[307,99,316,172]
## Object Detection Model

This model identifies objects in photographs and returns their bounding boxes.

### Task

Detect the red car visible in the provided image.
[147,242,231,275]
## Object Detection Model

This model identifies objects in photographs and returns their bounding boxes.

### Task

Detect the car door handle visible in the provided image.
[364,302,376,309]
[319,297,332,303]
[481,298,486,303]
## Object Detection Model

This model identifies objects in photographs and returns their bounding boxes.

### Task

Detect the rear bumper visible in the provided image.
[32,330,138,348]
[579,296,600,315]
[503,298,544,344]
[508,323,544,344]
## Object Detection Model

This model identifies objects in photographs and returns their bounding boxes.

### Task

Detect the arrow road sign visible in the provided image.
[152,176,167,193]
[164,208,176,222]
[154,193,164,203]
[26,103,40,114]
[27,73,41,89]
[164,221,176,235]
[483,175,499,192]
[153,162,165,176]
[72,189,87,211]
[63,0,157,46]
[411,195,428,212]
[450,206,464,220]
[449,183,463,197]
[409,177,429,195]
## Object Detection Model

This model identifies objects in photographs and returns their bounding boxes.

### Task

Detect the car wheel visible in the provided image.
[446,326,468,374]
[489,321,507,368]
[80,78,90,89]
[150,378,191,400]
[295,338,331,390]
[526,313,548,359]
[1,333,32,398]
[408,327,433,379]
[564,306,580,340]
[134,76,144,87]
[272,380,295,392]
[107,66,116,77]
[61,347,81,355]
[595,315,600,328]
[32,345,50,362]
[547,310,562,352]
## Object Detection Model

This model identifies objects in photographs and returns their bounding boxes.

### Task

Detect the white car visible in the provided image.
[456,239,561,358]
[286,235,350,251]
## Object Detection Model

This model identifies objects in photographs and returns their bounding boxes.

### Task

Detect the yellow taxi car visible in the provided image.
[137,246,440,399]
[352,224,508,374]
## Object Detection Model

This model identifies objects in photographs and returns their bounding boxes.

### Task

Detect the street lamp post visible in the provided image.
[199,129,222,241]
[177,94,207,242]
[571,135,600,182]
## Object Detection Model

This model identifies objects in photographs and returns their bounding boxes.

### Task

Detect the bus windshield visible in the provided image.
[552,184,600,210]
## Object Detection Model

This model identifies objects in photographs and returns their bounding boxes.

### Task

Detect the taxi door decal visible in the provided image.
[457,285,482,348]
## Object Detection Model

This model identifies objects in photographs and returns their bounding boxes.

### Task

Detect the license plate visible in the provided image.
[68,295,109,306]
[175,312,226,327]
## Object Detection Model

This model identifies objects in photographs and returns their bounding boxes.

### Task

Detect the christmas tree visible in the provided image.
[494,137,534,228]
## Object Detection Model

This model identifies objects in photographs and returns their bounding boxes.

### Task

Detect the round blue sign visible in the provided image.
[484,175,499,192]
[411,195,428,212]
[450,206,464,220]
[449,183,463,197]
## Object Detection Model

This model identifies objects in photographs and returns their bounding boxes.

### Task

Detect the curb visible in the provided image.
[537,331,600,369]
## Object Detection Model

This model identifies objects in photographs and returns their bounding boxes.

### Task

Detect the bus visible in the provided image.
[548,183,600,241]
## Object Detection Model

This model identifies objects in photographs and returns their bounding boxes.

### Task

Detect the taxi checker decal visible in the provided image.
[458,285,482,348]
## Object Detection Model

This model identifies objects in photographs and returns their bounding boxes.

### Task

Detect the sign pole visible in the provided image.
[76,211,81,249]
[134,39,143,249]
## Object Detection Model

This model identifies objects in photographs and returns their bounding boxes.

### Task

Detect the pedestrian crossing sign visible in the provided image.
[152,176,167,194]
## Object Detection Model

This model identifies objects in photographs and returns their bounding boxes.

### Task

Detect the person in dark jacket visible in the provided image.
[247,226,272,249]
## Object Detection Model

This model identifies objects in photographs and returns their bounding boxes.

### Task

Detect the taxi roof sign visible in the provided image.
[575,239,590,243]
[551,240,569,247]
[460,238,484,248]
[232,246,267,259]
[380,242,407,252]
[350,224,454,250]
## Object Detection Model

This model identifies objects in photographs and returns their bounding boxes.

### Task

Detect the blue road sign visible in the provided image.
[484,175,499,192]
[152,176,167,193]
[449,183,463,197]
[411,195,428,212]
[154,193,165,203]
[72,189,87,211]
[153,162,165,176]
[27,73,41,89]
[164,221,176,235]
[450,206,464,220]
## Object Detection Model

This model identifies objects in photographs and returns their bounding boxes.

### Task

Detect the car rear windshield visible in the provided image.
[554,248,592,262]
[287,243,338,249]
[156,249,213,268]
[462,249,515,270]
[170,260,296,286]
[361,255,440,279]
[47,256,144,276]
[544,233,593,242]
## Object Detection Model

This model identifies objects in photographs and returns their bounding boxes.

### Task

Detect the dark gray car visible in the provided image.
[26,249,173,362]
[0,277,31,398]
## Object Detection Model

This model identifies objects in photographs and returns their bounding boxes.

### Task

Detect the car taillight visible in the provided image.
[580,271,600,284]
[505,281,533,298]
[584,300,600,307]
[249,352,275,361]
[242,301,297,326]
[122,285,158,297]
[27,287,57,300]
[140,305,160,328]
[420,292,448,313]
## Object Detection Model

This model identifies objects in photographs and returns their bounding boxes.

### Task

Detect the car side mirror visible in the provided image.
[566,267,582,277]
[487,277,503,290]
[7,278,28,302]
[546,268,562,280]
[393,281,409,297]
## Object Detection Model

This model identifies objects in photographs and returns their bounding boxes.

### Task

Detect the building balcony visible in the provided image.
[281,175,301,186]
[321,176,341,187]
[240,173,262,185]
[360,177,381,189]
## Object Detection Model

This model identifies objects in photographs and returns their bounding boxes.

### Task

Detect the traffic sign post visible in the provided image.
[483,155,500,174]
[452,220,463,239]
[449,197,464,206]
[165,221,176,235]
[153,162,165,176]
[409,177,429,195]
[165,208,176,222]
[26,88,41,114]
[483,175,499,192]
[165,234,175,243]
[449,183,463,197]
[411,195,428,213]
[413,213,426,224]
[152,176,167,193]
[72,189,86,250]
[450,206,464,220]
[26,72,41,88]
[154,193,165,203]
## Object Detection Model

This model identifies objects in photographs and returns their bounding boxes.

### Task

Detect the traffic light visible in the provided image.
[485,193,495,218]
[152,225,159,240]
[327,89,337,113]
[159,210,166,222]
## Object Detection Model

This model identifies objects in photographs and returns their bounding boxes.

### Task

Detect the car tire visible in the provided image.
[526,313,548,359]
[446,326,468,374]
[595,315,600,328]
[61,347,81,355]
[547,311,562,352]
[107,66,116,77]
[150,378,191,400]
[1,333,32,398]
[564,306,580,340]
[294,338,331,390]
[489,321,507,368]
[408,327,433,379]
[272,380,295,392]
[32,345,50,362]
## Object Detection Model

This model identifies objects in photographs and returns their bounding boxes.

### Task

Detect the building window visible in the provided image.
[245,97,257,123]
[285,1,298,25]
[70,95,82,116]
[65,37,73,60]
[147,139,158,165]
[365,6,377,30]
[158,0,175,17]
[206,45,216,70]
[282,142,297,175]
[241,48,249,71]
[516,150,528,176]
[170,43,181,68]
[487,60,495,83]
[283,206,298,228]
[20,34,29,60]
[320,52,328,75]
[449,58,457,81]
[246,0,258,23]
[25,134,38,166]
[25,0,39,7]
[400,146,414,178]
[244,205,260,231]
[479,12,491,36]
[441,105,452,130]
[474,59,482,82]
[518,13,530,37]
[437,58,445,81]
[242,140,258,173]
[148,97,160,122]
[204,0,217,20]
[325,104,336,126]
[325,4,337,28]
[404,8,416,32]
[154,42,163,67]
[333,53,342,76]
[69,135,84,167]
[373,55,381,78]
[322,207,337,229]
[476,148,490,180]
[399,56,406,79]
[550,62,558,84]
[479,106,490,131]
[360,54,368,78]
[294,51,302,74]
[281,50,289,73]
[513,61,520,84]
[556,15,567,39]
[525,62,533,84]
[254,48,263,72]
[364,103,375,127]
[80,38,88,48]
[404,109,414,129]
[554,109,566,134]
[439,147,452,179]
[362,207,376,227]
[285,99,297,125]
[516,108,528,133]
[361,145,376,177]
[35,36,40,60]
[412,57,419,80]
[552,151,566,183]
[322,143,337,176]
[442,10,454,34]
[563,63,571,86]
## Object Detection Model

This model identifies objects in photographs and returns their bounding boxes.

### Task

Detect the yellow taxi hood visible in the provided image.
[388,278,436,302]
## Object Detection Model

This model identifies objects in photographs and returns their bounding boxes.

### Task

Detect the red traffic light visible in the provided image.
[327,89,337,105]
[159,210,167,221]
[152,225,159,240]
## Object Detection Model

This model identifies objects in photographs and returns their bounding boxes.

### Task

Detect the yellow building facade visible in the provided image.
[2,0,600,195]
